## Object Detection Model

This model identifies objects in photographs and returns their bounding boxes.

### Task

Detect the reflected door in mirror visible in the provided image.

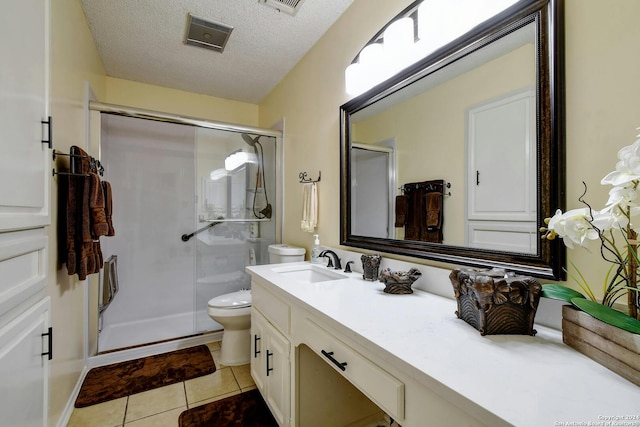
[466,89,537,254]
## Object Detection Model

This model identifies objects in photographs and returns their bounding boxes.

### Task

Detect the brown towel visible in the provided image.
[425,192,442,230]
[404,188,421,241]
[65,146,104,280]
[89,172,109,238]
[395,195,408,227]
[102,181,115,236]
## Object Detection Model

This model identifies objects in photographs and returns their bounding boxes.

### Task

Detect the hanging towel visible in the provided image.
[66,146,93,280]
[102,181,116,236]
[300,182,318,232]
[89,172,109,238]
[64,146,108,280]
[395,195,408,227]
[425,192,442,230]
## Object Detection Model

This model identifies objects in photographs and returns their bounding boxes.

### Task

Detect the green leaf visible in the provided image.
[571,297,640,334]
[541,284,586,303]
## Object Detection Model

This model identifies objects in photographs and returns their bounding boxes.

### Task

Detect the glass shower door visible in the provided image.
[194,129,276,332]
[99,114,197,352]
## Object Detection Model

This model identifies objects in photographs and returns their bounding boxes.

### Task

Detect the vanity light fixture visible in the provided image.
[345,0,520,97]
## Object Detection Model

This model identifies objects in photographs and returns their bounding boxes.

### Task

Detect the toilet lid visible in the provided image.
[208,290,252,309]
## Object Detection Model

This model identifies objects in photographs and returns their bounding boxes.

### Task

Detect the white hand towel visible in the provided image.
[301,182,318,232]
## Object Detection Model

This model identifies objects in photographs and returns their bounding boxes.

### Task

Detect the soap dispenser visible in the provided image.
[311,234,322,263]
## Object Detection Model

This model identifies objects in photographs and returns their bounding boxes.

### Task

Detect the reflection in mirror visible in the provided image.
[351,23,536,252]
[350,141,396,239]
[340,0,565,280]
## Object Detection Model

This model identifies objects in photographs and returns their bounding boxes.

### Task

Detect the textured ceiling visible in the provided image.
[80,0,355,104]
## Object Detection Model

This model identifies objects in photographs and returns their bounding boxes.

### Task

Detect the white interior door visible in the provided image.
[466,89,537,253]
[467,89,536,221]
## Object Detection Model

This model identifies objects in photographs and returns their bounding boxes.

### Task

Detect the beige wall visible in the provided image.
[49,0,106,425]
[105,77,259,126]
[260,0,414,253]
[260,0,640,295]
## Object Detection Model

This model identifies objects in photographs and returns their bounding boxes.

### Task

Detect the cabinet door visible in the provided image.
[0,0,51,231]
[251,308,291,427]
[251,310,267,393]
[0,297,50,427]
[467,89,536,221]
[265,324,290,427]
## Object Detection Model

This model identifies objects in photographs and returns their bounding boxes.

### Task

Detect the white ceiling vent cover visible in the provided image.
[259,0,307,16]
[184,14,233,53]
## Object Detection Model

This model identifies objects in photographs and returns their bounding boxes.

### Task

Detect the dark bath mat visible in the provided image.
[75,345,216,408]
[179,389,278,427]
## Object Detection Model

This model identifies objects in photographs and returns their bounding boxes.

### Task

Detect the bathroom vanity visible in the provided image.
[247,262,640,427]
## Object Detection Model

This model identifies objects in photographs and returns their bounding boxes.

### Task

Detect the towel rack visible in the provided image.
[400,180,451,196]
[299,171,321,183]
[52,149,104,177]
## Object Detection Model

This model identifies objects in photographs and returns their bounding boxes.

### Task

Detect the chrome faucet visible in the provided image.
[319,250,341,270]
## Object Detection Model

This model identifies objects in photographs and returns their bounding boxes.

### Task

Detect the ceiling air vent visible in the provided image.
[184,14,233,53]
[259,0,306,16]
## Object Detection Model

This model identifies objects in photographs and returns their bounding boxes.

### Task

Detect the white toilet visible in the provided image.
[207,244,305,366]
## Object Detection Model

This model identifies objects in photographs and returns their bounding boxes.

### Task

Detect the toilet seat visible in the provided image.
[208,290,251,309]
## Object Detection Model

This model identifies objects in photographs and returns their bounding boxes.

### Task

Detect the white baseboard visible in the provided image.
[55,365,89,427]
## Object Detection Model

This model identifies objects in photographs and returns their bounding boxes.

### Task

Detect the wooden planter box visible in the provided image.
[562,305,640,387]
[449,268,542,336]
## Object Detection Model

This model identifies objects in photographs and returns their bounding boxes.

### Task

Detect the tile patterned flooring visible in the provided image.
[67,342,255,427]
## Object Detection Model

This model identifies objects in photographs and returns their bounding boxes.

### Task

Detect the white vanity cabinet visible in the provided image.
[251,282,291,427]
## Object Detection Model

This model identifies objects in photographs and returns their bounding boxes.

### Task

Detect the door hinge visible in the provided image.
[41,327,53,360]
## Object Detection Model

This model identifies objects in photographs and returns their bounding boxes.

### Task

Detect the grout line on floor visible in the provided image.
[229,366,242,391]
[121,396,129,427]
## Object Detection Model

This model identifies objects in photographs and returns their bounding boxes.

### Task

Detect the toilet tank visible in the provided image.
[268,244,305,263]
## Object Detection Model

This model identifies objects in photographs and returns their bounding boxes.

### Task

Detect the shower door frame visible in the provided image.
[86,101,284,365]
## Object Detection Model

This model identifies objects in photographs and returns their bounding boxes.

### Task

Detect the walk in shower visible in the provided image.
[94,107,278,352]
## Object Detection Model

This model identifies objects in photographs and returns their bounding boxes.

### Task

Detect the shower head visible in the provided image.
[241,133,260,147]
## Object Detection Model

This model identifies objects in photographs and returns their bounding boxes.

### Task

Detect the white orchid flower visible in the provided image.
[591,208,629,231]
[546,208,599,249]
[602,183,639,210]
[601,137,640,186]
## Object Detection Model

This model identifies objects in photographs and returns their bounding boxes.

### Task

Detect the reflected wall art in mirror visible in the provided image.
[340,0,565,280]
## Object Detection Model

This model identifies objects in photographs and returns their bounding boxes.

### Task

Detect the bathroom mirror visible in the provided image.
[340,0,565,280]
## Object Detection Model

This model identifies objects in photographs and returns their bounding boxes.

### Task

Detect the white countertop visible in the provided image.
[247,262,640,427]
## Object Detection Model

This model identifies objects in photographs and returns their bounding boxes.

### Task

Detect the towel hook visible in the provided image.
[299,171,321,183]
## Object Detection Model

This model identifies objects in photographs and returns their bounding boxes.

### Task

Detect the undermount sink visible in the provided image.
[271,264,347,283]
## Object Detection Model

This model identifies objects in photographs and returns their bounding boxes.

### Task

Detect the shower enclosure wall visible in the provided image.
[95,110,278,352]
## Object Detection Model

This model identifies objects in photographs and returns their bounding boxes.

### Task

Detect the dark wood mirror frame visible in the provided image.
[340,0,565,280]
